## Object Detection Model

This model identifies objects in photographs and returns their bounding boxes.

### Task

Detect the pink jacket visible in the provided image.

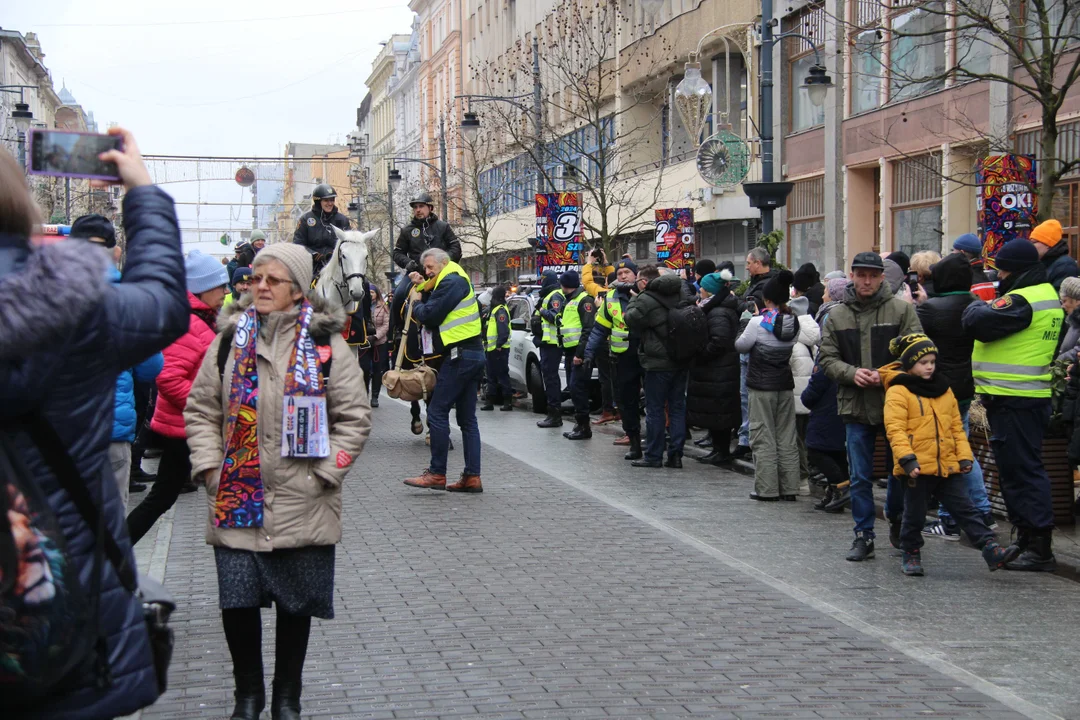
[151,292,218,439]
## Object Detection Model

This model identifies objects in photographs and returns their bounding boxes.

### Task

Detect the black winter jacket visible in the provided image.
[687,290,741,429]
[393,214,462,273]
[801,282,825,318]
[624,274,695,371]
[1,186,188,720]
[740,268,777,313]
[1042,241,1080,291]
[735,310,799,391]
[917,253,978,402]
[293,203,351,257]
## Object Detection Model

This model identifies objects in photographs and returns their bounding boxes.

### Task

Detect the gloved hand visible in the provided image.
[959,460,973,474]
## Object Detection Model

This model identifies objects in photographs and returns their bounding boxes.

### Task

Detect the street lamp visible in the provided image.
[460,112,481,142]
[388,167,402,190]
[801,64,832,107]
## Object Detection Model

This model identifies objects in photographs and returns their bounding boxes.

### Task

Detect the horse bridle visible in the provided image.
[322,245,367,312]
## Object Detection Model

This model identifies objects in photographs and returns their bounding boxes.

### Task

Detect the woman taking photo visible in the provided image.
[735,270,801,501]
[185,243,370,720]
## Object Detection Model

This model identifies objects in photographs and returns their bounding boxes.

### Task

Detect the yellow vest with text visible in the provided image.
[594,294,630,354]
[484,303,511,351]
[539,289,564,346]
[433,261,482,346]
[971,283,1062,397]
[560,291,586,349]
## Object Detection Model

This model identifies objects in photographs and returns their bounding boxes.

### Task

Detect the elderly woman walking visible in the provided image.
[185,244,370,720]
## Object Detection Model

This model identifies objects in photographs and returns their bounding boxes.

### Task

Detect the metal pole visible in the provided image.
[439,115,448,218]
[760,0,775,234]
[16,131,25,171]
[533,35,544,194]
[65,177,71,223]
[387,178,395,280]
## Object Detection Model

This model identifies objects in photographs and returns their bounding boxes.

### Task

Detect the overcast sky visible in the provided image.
[6,0,414,252]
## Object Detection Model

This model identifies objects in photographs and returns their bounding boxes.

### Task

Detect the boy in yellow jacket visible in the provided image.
[882,334,1018,576]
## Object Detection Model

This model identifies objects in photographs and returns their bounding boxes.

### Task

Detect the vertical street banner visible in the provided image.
[977,154,1037,264]
[655,208,695,270]
[535,192,583,275]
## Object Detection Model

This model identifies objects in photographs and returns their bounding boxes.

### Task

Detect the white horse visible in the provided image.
[314,226,377,358]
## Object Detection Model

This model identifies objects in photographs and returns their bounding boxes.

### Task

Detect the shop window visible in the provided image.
[889,2,947,101]
[851,28,883,114]
[1025,0,1080,55]
[786,176,825,267]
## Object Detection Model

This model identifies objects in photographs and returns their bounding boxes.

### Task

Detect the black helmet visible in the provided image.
[409,191,435,209]
[313,183,337,201]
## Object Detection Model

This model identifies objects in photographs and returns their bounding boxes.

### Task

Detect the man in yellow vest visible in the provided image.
[562,272,597,440]
[962,239,1064,571]
[535,271,567,428]
[481,285,513,412]
[583,259,644,459]
[403,248,485,493]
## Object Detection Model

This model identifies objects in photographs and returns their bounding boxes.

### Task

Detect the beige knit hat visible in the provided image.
[1061,275,1080,301]
[255,243,314,291]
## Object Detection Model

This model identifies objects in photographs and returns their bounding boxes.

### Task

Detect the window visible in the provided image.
[956,0,993,76]
[786,177,825,267]
[1025,0,1080,54]
[787,5,826,132]
[889,3,946,101]
[851,28,883,114]
[892,155,943,254]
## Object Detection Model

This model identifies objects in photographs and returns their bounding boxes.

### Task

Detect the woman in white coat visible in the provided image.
[788,295,821,495]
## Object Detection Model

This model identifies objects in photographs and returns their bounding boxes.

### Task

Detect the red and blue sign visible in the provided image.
[655,208,695,270]
[977,154,1037,266]
[535,192,583,275]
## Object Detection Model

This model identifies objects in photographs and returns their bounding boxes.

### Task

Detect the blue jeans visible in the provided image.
[846,423,903,538]
[643,369,688,462]
[738,354,750,447]
[427,348,486,476]
[938,406,992,521]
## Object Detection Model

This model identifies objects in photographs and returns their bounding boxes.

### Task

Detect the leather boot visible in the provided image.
[271,679,301,720]
[500,402,513,411]
[403,470,447,490]
[230,670,265,720]
[813,486,834,511]
[536,410,563,428]
[623,433,643,460]
[664,453,683,469]
[480,402,495,411]
[447,473,483,493]
[564,414,593,440]
[1005,529,1057,572]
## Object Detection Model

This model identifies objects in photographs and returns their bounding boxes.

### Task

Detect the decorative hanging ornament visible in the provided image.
[235,166,255,187]
[674,61,712,147]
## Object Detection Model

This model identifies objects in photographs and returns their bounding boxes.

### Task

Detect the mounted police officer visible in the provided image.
[962,238,1064,572]
[393,191,462,274]
[293,183,351,278]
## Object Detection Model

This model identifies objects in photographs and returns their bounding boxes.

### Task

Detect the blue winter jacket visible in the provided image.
[105,266,165,443]
[0,186,188,720]
[800,360,847,453]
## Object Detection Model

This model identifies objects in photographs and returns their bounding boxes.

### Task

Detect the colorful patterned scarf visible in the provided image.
[214,299,329,528]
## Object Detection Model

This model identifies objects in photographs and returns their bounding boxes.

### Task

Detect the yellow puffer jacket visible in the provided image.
[881,362,973,478]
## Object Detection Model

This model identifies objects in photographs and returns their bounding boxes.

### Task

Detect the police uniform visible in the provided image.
[586,285,642,456]
[535,284,566,427]
[483,300,513,408]
[962,240,1063,571]
[560,285,596,439]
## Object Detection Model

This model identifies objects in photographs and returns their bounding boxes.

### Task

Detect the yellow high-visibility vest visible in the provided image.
[971,282,1062,397]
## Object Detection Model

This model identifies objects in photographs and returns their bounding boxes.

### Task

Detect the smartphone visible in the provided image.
[906,271,920,294]
[28,129,121,181]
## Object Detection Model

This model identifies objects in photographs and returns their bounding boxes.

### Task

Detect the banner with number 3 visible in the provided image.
[535,193,583,275]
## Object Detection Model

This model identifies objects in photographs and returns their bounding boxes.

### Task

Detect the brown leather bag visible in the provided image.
[382,294,438,402]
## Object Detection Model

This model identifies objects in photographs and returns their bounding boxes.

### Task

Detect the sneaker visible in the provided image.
[846,533,875,562]
[983,512,999,530]
[889,517,902,549]
[922,520,960,541]
[901,550,925,576]
[981,540,1020,571]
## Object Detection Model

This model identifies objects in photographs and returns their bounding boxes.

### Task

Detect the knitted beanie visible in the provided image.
[232,267,253,285]
[1030,219,1064,247]
[994,239,1040,272]
[792,263,819,292]
[185,250,230,294]
[763,269,794,306]
[1061,276,1080,301]
[700,268,735,295]
[560,270,580,289]
[256,243,313,291]
[615,258,638,275]
[889,333,938,370]
[693,259,716,278]
[825,277,849,301]
[953,233,982,255]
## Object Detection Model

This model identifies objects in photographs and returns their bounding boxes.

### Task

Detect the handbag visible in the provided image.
[23,414,175,696]
[382,293,438,402]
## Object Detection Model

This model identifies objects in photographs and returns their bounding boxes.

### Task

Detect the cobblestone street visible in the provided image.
[137,401,1076,719]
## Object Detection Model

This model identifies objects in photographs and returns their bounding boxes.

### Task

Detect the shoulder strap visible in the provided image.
[394,295,417,371]
[20,414,137,594]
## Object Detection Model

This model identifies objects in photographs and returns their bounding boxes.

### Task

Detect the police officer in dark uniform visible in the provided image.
[534,271,566,428]
[293,183,351,278]
[562,272,596,440]
[962,239,1064,571]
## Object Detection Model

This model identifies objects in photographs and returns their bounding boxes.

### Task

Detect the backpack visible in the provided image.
[666,301,709,364]
[0,430,93,701]
[217,328,333,381]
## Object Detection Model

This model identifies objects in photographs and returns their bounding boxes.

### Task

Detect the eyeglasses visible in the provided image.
[251,274,292,288]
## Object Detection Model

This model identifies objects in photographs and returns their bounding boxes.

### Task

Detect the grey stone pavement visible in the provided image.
[131,400,1080,719]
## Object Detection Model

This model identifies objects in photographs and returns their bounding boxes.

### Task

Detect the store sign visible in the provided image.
[535,192,583,275]
[655,208,695,270]
[977,154,1037,264]
[506,256,522,268]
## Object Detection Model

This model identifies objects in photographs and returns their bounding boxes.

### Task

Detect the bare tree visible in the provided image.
[840,0,1080,219]
[470,0,676,258]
